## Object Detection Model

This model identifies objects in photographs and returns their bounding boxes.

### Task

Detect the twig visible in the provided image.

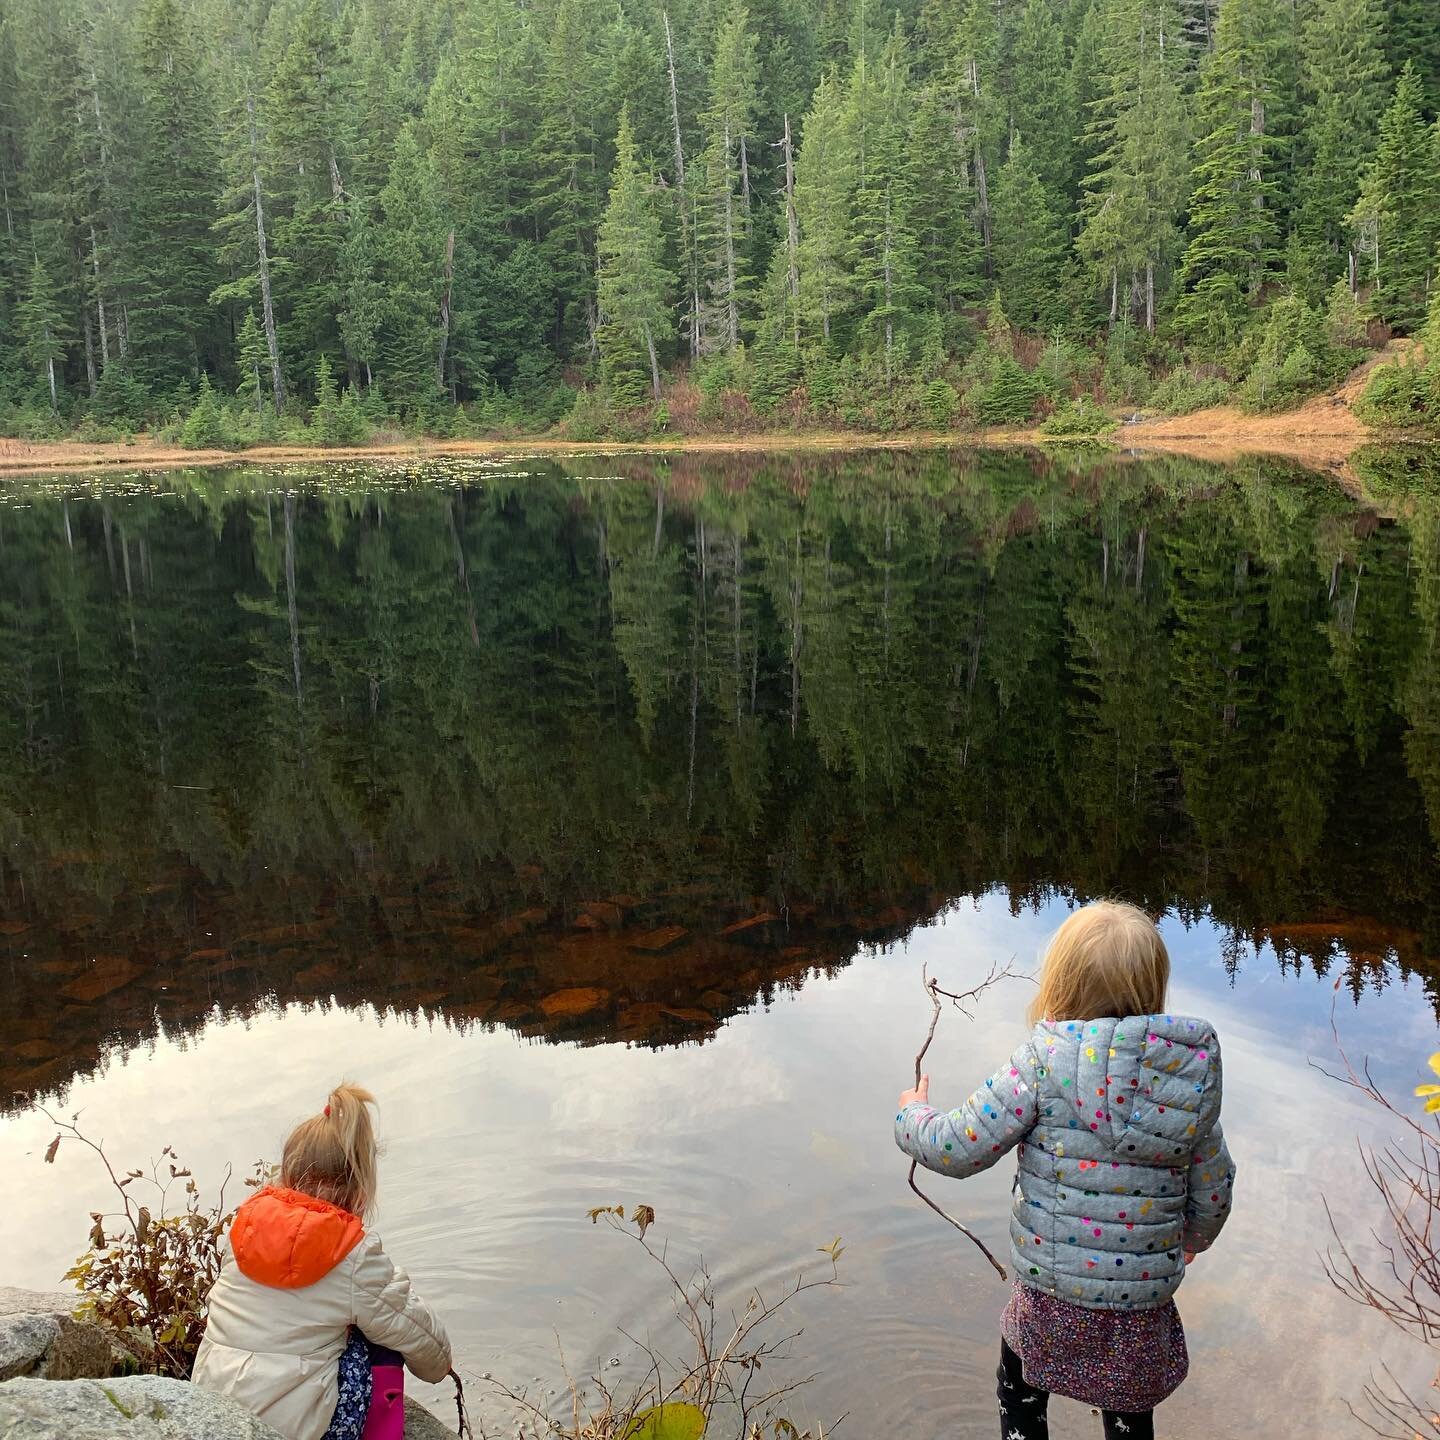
[448,1368,477,1439]
[905,960,1015,1281]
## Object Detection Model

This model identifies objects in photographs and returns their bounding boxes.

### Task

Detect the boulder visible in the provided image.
[403,1395,457,1438]
[0,1376,285,1438]
[0,1289,114,1382]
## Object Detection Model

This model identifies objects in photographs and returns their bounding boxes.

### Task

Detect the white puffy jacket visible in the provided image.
[192,1186,451,1440]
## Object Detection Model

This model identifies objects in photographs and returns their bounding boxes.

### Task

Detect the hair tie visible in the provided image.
[324,1105,331,1117]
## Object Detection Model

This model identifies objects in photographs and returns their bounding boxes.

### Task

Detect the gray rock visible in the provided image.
[0,1375,286,1438]
[0,1290,77,1321]
[0,1289,115,1383]
[0,1315,61,1383]
[403,1395,457,1438]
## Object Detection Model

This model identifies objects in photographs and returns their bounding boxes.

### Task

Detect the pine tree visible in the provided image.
[263,0,354,369]
[375,124,449,406]
[338,202,384,388]
[531,0,605,357]
[1176,0,1292,352]
[597,108,673,404]
[126,0,218,385]
[849,21,926,383]
[236,307,269,420]
[17,253,68,413]
[1295,0,1390,289]
[992,132,1068,330]
[1007,0,1075,208]
[794,70,855,347]
[1386,0,1440,118]
[1077,0,1190,333]
[695,0,759,353]
[908,80,984,315]
[1349,63,1440,330]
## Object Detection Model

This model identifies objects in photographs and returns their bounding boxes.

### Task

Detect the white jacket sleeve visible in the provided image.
[349,1233,453,1383]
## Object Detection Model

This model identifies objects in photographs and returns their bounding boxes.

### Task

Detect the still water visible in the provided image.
[1,448,1437,1436]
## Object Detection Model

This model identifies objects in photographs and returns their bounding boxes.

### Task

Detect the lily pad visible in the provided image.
[618,1402,706,1440]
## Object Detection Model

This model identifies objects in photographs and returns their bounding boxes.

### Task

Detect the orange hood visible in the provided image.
[230,1186,365,1289]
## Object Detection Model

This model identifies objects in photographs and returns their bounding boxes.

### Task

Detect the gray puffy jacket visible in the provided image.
[895,1013,1235,1310]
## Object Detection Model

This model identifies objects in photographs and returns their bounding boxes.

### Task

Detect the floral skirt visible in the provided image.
[1000,1281,1189,1413]
[322,1329,373,1440]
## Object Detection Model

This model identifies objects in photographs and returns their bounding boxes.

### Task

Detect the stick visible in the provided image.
[448,1368,476,1439]
[905,960,1014,1281]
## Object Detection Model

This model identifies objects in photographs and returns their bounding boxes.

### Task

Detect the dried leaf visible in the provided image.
[136,1207,151,1245]
[44,1135,60,1164]
[632,1204,656,1238]
[88,1215,106,1248]
[817,1236,845,1263]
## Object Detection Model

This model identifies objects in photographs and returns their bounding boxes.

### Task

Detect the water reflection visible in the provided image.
[2,449,1439,1434]
[2,450,1438,1108]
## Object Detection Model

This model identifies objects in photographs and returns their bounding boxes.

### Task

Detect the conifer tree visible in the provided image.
[696,0,759,353]
[1077,0,1190,332]
[1176,0,1292,351]
[1349,62,1440,330]
[1386,0,1440,117]
[1007,0,1075,208]
[849,22,925,382]
[597,108,672,403]
[375,124,449,406]
[794,71,855,347]
[992,132,1068,330]
[1295,0,1390,289]
[127,0,218,385]
[236,308,269,420]
[18,253,68,413]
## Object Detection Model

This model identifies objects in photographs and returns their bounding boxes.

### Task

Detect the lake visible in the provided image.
[1,447,1436,1437]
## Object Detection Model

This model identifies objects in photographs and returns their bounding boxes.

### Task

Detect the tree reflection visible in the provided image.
[2,449,1438,1109]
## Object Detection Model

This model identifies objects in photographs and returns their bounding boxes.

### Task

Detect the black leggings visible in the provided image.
[998,1340,1154,1439]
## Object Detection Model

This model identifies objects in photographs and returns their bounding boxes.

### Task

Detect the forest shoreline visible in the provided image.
[0,403,1375,482]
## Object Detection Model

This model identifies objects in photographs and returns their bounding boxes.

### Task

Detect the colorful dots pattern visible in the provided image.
[892,1007,1234,1410]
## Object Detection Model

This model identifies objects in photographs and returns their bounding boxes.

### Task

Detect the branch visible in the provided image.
[905,960,1016,1282]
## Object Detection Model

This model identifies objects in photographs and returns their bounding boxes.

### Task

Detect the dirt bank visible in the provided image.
[0,349,1406,481]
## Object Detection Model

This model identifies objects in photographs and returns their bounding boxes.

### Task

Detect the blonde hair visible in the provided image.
[279,1081,378,1218]
[1028,901,1169,1025]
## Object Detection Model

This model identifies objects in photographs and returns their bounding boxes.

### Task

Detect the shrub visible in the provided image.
[1039,396,1117,438]
[309,358,370,446]
[1354,356,1439,429]
[91,362,152,428]
[1240,295,1352,413]
[1149,367,1232,416]
[41,1110,261,1377]
[179,376,233,449]
[563,387,613,441]
[1324,279,1371,353]
[921,378,958,429]
[965,351,1042,426]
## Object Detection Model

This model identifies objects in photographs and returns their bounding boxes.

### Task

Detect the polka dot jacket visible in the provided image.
[895,1013,1235,1311]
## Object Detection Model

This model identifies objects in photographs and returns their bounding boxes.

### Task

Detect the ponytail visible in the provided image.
[279,1081,379,1219]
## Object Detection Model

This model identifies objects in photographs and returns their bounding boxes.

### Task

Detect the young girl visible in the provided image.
[193,1083,452,1440]
[894,901,1235,1440]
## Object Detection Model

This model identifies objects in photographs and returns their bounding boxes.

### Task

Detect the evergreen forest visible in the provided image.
[1,0,1439,442]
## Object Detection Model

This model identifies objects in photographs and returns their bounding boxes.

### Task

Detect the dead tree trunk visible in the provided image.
[663,12,686,188]
[782,113,800,350]
[722,116,738,350]
[437,228,456,392]
[248,93,285,415]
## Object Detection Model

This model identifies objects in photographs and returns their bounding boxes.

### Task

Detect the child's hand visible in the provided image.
[898,1074,930,1108]
[1184,1250,1197,1265]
